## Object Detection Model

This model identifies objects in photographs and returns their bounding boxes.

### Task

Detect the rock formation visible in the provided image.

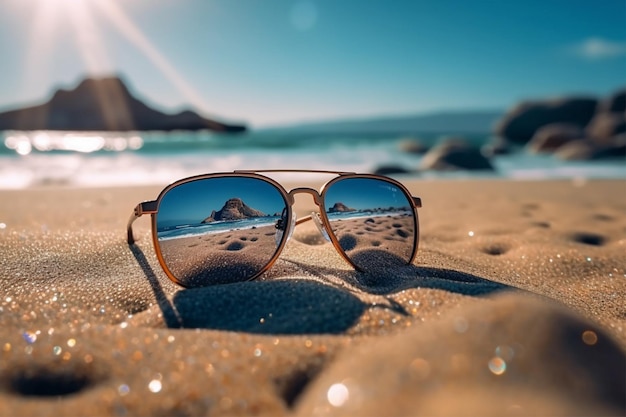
[202,198,266,223]
[494,97,597,144]
[526,123,585,153]
[372,165,414,176]
[420,137,495,171]
[492,87,625,160]
[0,76,247,132]
[328,202,356,213]
[397,138,429,154]
[585,113,626,143]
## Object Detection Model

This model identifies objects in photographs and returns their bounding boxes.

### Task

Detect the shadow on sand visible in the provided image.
[130,245,514,334]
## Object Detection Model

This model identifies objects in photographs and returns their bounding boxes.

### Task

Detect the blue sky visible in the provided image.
[158,176,287,225]
[0,0,624,128]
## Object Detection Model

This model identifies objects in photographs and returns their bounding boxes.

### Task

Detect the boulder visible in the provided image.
[373,165,414,176]
[526,123,584,153]
[420,138,494,171]
[481,137,512,157]
[554,139,595,161]
[556,135,626,161]
[398,138,429,155]
[585,113,626,143]
[596,88,626,113]
[592,135,626,159]
[494,97,597,144]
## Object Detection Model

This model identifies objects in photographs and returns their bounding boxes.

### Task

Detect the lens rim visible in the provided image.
[318,174,420,271]
[150,172,293,287]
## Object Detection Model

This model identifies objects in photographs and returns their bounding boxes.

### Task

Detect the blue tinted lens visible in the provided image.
[324,177,416,270]
[156,177,288,286]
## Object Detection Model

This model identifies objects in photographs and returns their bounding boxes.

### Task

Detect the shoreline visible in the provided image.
[1,172,625,191]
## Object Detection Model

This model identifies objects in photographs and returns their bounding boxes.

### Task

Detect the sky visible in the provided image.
[158,176,286,225]
[0,0,624,128]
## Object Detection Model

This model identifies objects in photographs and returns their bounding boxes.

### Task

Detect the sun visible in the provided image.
[20,0,209,113]
[23,0,110,80]
[47,0,93,7]
[30,0,96,22]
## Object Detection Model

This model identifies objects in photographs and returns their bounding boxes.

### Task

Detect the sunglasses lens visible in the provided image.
[155,177,289,286]
[323,177,417,270]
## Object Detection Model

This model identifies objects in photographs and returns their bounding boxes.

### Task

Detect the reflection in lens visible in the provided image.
[155,177,288,286]
[323,177,416,271]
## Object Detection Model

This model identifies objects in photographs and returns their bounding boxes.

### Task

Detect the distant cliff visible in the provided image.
[0,76,247,133]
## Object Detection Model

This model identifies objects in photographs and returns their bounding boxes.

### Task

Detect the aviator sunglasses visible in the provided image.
[127,170,422,287]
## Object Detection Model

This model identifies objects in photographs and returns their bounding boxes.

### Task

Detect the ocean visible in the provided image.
[1,129,624,189]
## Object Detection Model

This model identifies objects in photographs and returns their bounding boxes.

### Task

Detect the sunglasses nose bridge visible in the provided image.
[287,187,323,207]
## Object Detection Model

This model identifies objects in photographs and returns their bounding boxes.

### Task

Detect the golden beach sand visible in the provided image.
[0,179,624,416]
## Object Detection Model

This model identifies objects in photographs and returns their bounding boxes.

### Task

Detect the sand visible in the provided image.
[157,224,285,287]
[0,178,624,416]
[157,211,416,287]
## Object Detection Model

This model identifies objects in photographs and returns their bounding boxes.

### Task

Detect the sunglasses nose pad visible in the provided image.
[275,213,296,246]
[312,212,331,242]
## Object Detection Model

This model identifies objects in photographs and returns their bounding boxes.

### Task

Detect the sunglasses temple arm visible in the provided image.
[126,210,140,245]
[412,197,422,208]
[127,201,158,245]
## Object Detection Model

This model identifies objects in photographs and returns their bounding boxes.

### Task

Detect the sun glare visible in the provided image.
[49,0,90,6]
[21,0,61,94]
[20,0,208,114]
[65,0,113,74]
[92,1,212,112]
[22,0,111,94]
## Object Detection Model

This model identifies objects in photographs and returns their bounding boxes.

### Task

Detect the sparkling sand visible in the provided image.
[0,179,624,416]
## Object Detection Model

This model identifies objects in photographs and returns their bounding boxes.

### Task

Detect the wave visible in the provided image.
[157,217,280,241]
[1,130,624,189]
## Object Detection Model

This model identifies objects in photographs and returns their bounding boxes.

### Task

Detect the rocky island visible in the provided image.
[0,76,247,133]
[202,198,267,223]
[327,202,356,213]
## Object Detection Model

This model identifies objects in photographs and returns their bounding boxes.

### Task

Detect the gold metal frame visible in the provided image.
[127,170,422,287]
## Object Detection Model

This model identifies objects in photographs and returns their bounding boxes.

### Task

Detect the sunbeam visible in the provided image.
[91,0,212,113]
[65,0,134,130]
[19,0,60,127]
[16,0,210,123]
[65,0,112,75]
[17,0,134,130]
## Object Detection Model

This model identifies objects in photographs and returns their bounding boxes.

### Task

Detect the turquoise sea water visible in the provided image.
[157,216,281,241]
[0,130,624,189]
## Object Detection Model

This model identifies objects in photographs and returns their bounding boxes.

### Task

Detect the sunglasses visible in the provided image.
[127,170,422,287]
